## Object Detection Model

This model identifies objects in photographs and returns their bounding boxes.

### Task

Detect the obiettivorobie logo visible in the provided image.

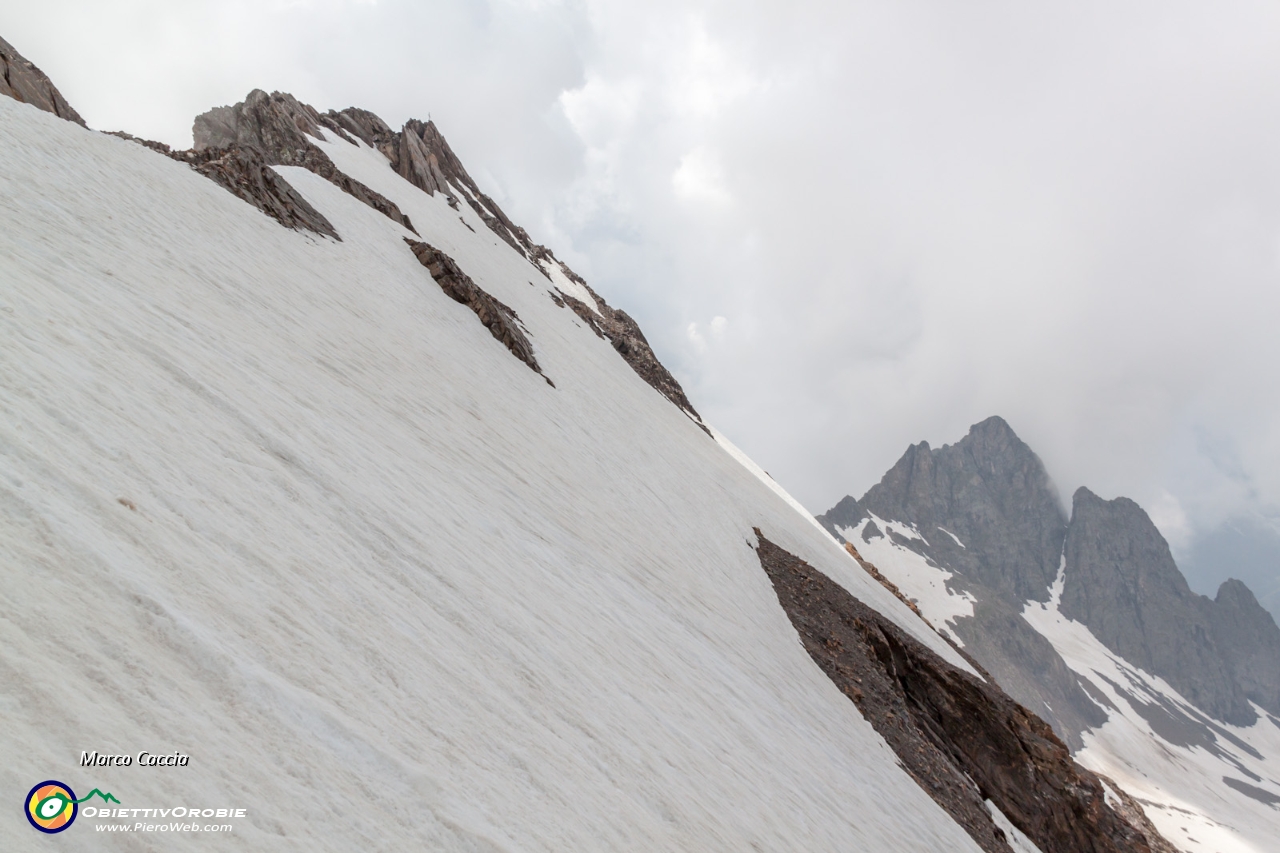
[24,781,119,834]
[24,780,247,835]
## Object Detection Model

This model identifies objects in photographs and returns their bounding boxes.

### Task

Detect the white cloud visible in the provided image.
[672,147,731,204]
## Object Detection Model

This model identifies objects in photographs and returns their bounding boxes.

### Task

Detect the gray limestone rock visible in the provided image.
[0,35,85,127]
[817,419,1101,745]
[951,595,1109,751]
[848,416,1068,604]
[1208,578,1280,715]
[821,416,1280,741]
[1061,487,1257,725]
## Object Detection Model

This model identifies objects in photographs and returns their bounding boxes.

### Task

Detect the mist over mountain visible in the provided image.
[1181,516,1280,622]
[820,417,1280,852]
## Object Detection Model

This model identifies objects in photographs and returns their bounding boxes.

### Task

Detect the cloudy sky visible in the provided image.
[6,1,1280,592]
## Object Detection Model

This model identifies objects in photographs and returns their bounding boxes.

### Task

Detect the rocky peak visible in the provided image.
[1061,487,1257,725]
[852,416,1068,603]
[194,88,320,152]
[1209,578,1280,716]
[191,90,415,233]
[0,35,86,127]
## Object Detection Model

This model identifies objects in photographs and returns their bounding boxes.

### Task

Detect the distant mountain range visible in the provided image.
[820,416,1280,852]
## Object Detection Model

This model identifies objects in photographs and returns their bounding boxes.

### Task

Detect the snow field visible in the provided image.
[0,97,982,851]
[838,516,977,642]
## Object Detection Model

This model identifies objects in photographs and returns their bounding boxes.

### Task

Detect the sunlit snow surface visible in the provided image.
[0,98,985,850]
[1024,567,1280,853]
[837,516,977,643]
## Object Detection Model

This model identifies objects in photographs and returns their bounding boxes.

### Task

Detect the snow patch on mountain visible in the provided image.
[1024,565,1280,853]
[538,256,601,314]
[838,516,978,641]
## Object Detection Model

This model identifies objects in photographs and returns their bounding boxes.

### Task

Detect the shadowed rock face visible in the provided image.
[818,417,1100,745]
[193,90,416,233]
[1063,488,1268,726]
[823,416,1280,737]
[754,530,1164,853]
[0,35,85,126]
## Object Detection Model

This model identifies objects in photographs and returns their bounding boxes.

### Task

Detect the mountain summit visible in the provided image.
[821,417,1280,851]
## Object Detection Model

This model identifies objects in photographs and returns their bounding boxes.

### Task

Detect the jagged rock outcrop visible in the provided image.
[755,530,1166,853]
[340,113,533,255]
[534,247,708,433]
[819,417,1104,745]
[110,133,339,239]
[1209,579,1280,715]
[404,239,549,384]
[0,35,85,126]
[826,416,1280,736]
[320,108,534,255]
[833,416,1068,603]
[193,90,415,233]
[1063,488,1264,726]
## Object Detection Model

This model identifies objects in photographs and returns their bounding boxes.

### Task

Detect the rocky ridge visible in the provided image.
[820,416,1280,735]
[1062,488,1262,725]
[404,238,550,384]
[0,35,84,127]
[192,89,417,234]
[756,530,1163,853]
[533,246,708,432]
[0,49,709,432]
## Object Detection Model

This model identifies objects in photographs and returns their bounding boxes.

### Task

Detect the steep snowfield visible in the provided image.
[849,524,1280,853]
[0,96,980,850]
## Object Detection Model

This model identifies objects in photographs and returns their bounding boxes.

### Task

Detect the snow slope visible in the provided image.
[0,95,980,850]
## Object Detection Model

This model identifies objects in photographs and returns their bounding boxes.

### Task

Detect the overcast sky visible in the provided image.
[6,1,1280,569]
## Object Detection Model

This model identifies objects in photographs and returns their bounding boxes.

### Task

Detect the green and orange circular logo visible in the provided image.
[25,781,77,833]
